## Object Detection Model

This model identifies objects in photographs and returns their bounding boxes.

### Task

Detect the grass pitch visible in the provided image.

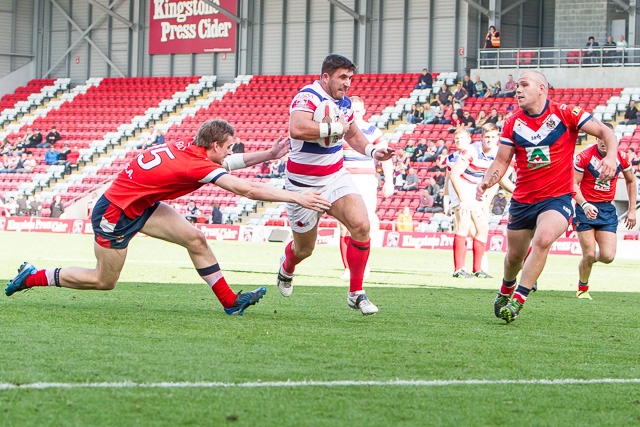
[0,233,639,426]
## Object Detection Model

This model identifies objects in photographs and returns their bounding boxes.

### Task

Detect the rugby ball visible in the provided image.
[313,99,342,147]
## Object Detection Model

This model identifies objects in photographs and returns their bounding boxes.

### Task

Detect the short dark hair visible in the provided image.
[194,119,235,148]
[589,36,595,41]
[321,54,356,76]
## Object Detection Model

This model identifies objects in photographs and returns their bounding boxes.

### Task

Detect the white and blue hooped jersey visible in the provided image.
[287,81,355,186]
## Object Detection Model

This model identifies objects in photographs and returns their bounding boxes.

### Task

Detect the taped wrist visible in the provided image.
[222,153,247,171]
[364,143,377,159]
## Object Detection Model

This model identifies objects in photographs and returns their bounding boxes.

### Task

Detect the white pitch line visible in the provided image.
[1,378,639,391]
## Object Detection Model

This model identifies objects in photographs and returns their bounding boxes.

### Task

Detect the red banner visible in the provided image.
[1,217,91,234]
[149,0,237,54]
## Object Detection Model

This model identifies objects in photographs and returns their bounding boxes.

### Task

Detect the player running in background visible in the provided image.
[448,125,514,278]
[5,119,331,316]
[276,54,393,315]
[573,122,637,300]
[477,71,618,323]
[338,95,394,280]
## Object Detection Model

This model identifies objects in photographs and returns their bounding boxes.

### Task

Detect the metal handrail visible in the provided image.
[478,46,640,69]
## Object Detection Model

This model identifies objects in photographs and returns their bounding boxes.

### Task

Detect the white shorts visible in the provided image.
[285,169,361,233]
[448,179,482,212]
[350,173,378,214]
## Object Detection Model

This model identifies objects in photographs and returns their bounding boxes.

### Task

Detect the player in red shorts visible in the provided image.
[573,122,637,300]
[5,119,331,316]
[476,71,619,323]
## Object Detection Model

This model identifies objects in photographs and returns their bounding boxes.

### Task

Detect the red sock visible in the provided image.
[339,235,349,269]
[500,278,517,296]
[453,235,467,271]
[25,269,50,287]
[198,264,236,308]
[472,238,486,273]
[346,237,370,293]
[283,241,301,275]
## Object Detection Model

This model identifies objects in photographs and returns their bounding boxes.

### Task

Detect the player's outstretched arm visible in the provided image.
[573,170,599,220]
[223,136,290,171]
[476,144,514,201]
[581,118,618,180]
[623,168,637,229]
[215,174,331,212]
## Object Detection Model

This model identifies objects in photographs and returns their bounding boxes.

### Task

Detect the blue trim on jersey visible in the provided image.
[300,87,325,101]
[578,114,592,128]
[344,156,371,162]
[512,121,568,148]
[360,125,378,135]
[523,100,549,118]
[300,141,343,154]
[208,171,227,184]
[586,161,623,180]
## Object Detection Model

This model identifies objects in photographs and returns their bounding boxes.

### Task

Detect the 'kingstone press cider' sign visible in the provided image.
[149,0,237,54]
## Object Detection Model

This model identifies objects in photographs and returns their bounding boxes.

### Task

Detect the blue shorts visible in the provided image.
[91,195,159,249]
[507,194,574,231]
[574,202,618,233]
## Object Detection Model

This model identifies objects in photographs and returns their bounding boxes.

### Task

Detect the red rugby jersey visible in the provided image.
[500,100,591,204]
[574,144,631,203]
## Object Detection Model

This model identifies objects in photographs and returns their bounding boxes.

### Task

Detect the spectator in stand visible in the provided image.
[155,130,165,146]
[55,143,70,166]
[1,155,19,173]
[404,138,416,159]
[5,196,18,216]
[462,75,476,98]
[1,138,13,155]
[461,111,476,132]
[28,195,43,217]
[627,147,639,167]
[416,189,435,213]
[414,68,433,89]
[421,138,447,163]
[406,104,423,124]
[210,202,223,224]
[428,147,449,172]
[430,188,445,213]
[412,138,428,162]
[45,145,59,165]
[485,81,502,98]
[417,139,437,162]
[231,137,245,154]
[22,128,40,149]
[15,194,28,216]
[453,82,469,106]
[498,74,517,98]
[42,125,61,148]
[139,125,158,149]
[435,83,453,108]
[584,36,600,64]
[65,145,81,173]
[447,113,463,134]
[495,113,506,131]
[50,195,65,218]
[425,108,445,125]
[432,168,445,187]
[616,34,628,64]
[184,200,200,224]
[426,176,441,196]
[396,206,414,232]
[256,160,271,178]
[491,190,508,215]
[619,100,638,125]
[484,25,501,48]
[486,108,500,125]
[420,103,435,124]
[603,36,616,64]
[277,154,287,177]
[473,76,489,98]
[17,153,36,173]
[402,167,420,191]
[269,158,282,178]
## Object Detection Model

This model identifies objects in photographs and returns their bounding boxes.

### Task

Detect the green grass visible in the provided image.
[1,233,639,426]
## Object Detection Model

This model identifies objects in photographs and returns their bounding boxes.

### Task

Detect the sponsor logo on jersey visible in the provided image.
[572,106,582,116]
[525,146,551,169]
